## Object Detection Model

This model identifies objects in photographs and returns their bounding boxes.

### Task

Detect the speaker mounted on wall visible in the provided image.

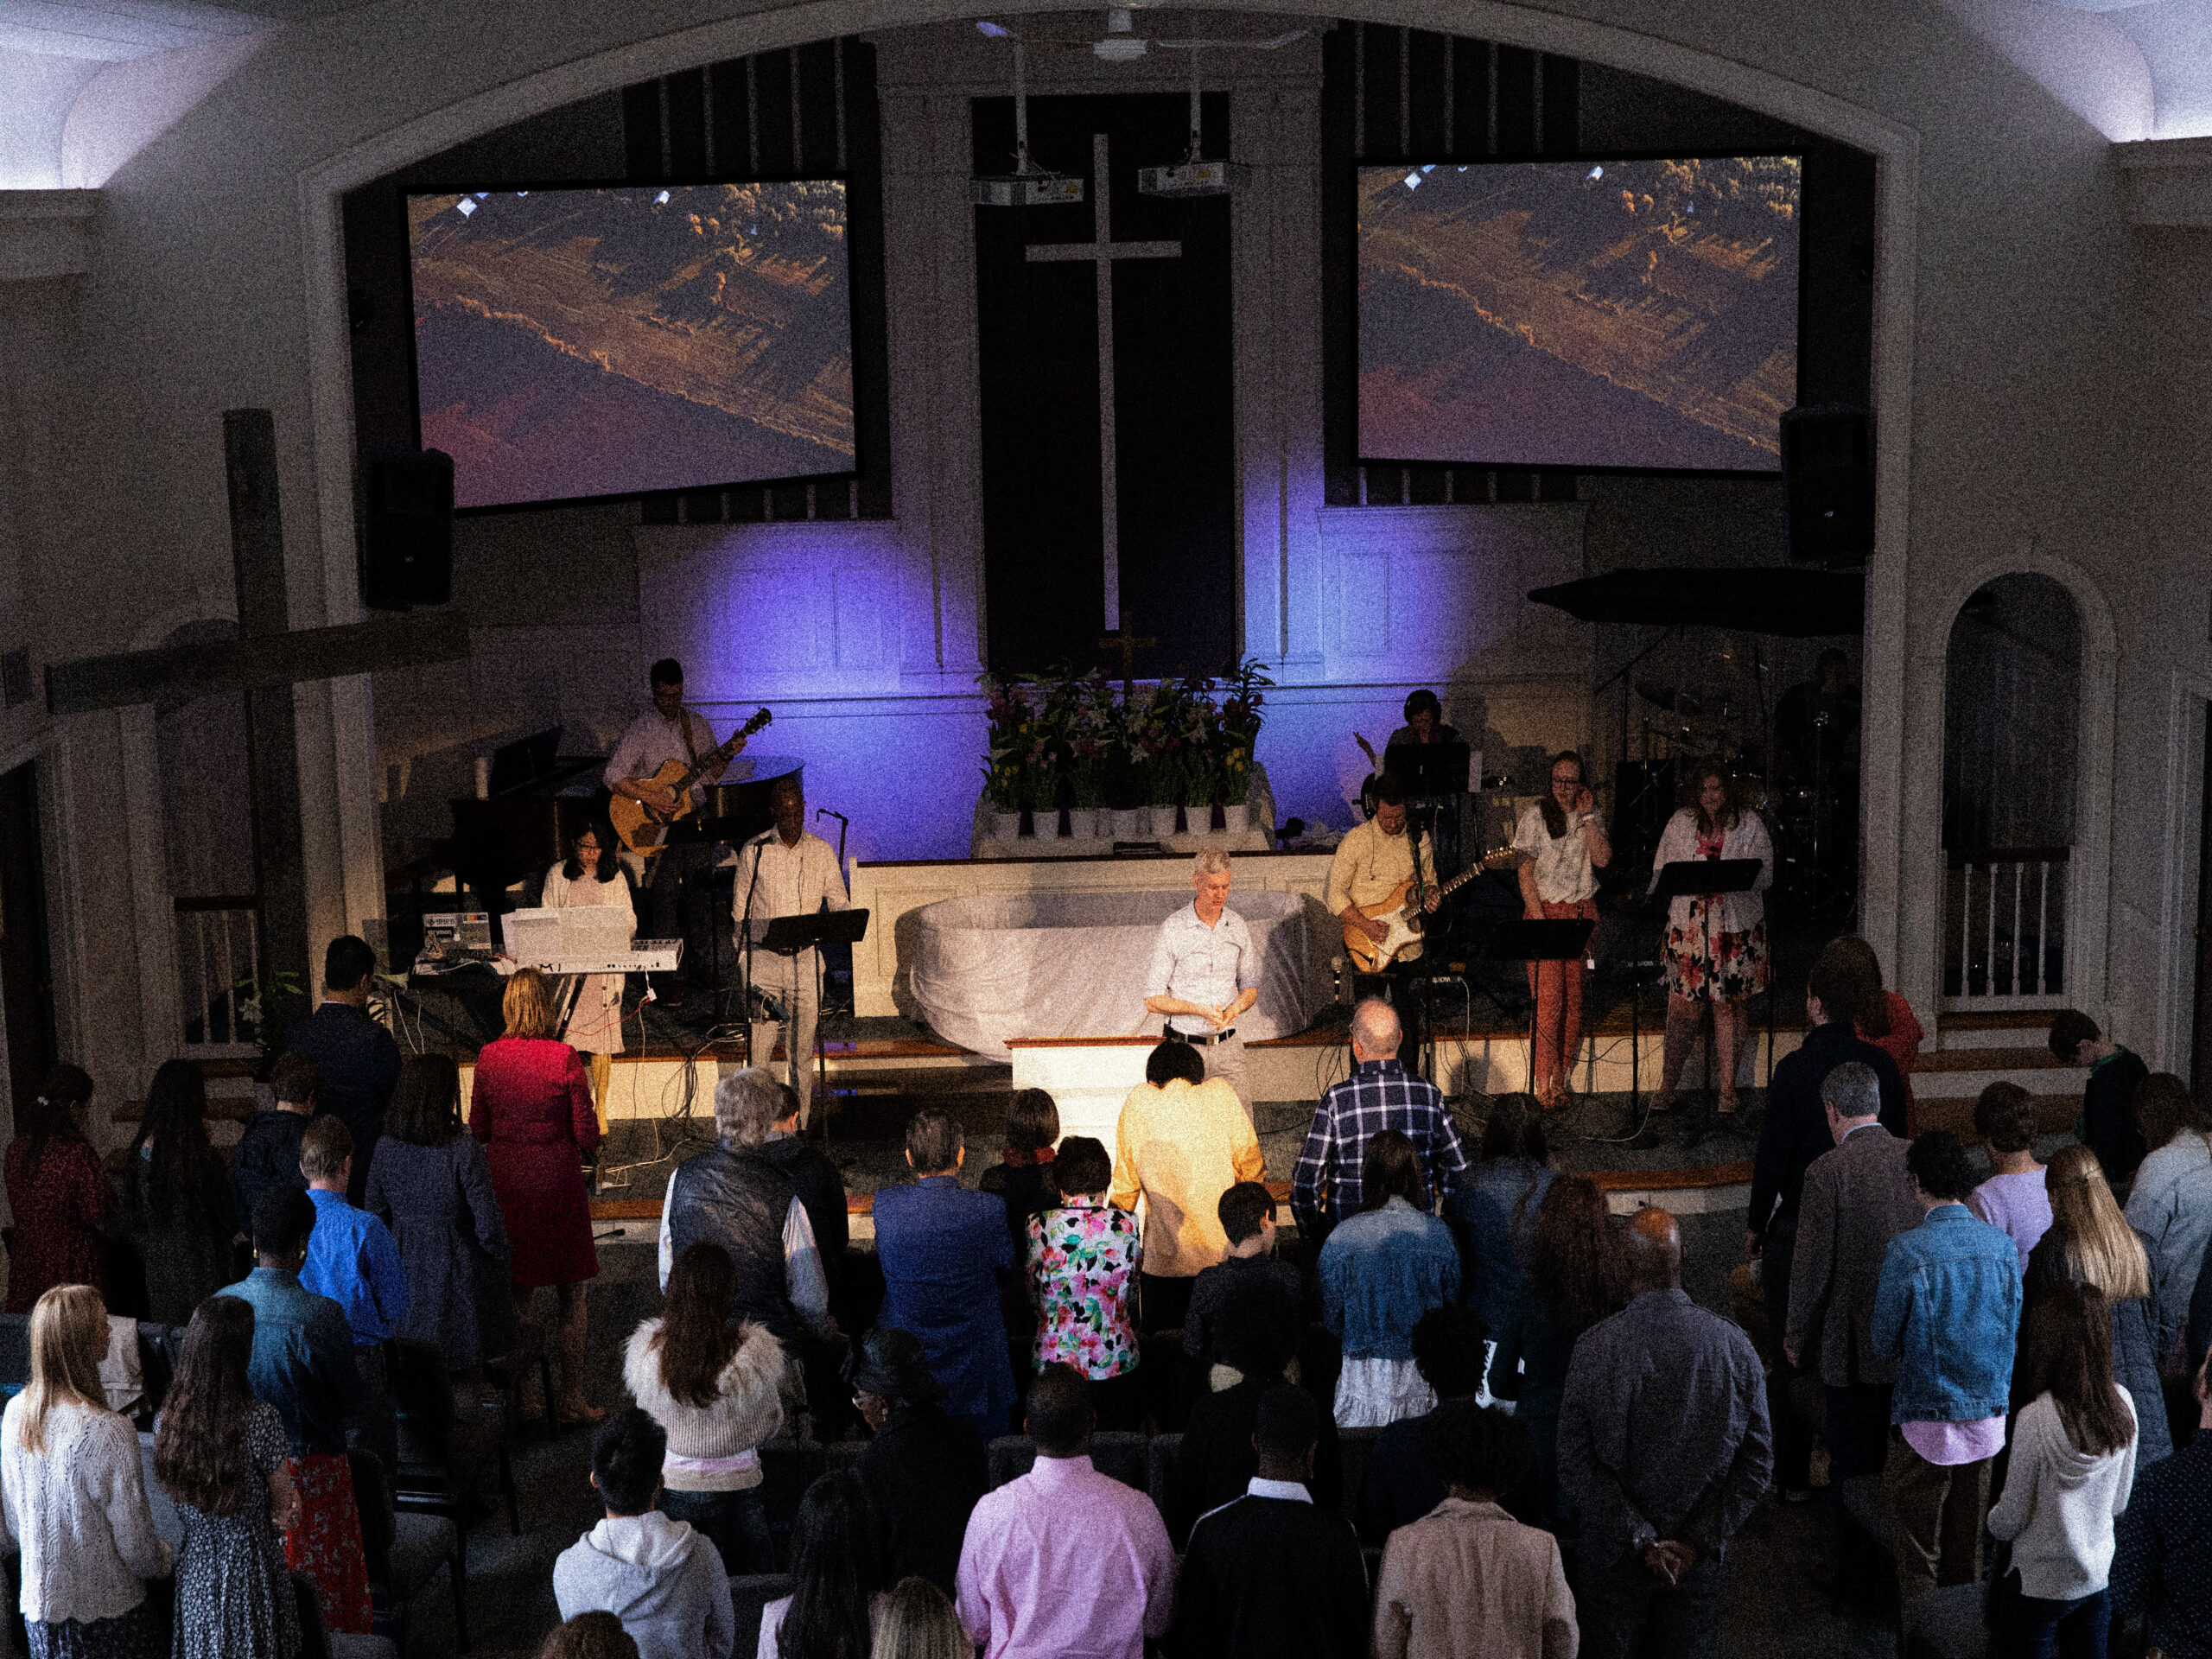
[362,449,454,611]
[1780,405,1874,568]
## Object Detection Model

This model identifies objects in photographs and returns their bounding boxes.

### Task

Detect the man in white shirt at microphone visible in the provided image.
[735,775,849,1123]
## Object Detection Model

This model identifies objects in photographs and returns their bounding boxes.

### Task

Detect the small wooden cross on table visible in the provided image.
[1099,611,1156,700]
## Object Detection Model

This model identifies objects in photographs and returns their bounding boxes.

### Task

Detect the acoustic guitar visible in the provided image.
[610,707,773,856]
[1342,849,1522,972]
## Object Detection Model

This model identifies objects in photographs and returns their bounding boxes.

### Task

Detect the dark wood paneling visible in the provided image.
[1496,45,1537,152]
[1407,30,1448,156]
[1541,54,1580,153]
[1361,23,1402,157]
[753,49,797,175]
[709,56,753,174]
[621,82,663,177]
[665,69,708,175]
[1450,37,1489,159]
[798,41,839,171]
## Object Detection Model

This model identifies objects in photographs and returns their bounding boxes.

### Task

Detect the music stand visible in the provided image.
[1646,858,1764,1105]
[1480,918,1597,1096]
[1381,740,1471,798]
[753,909,872,1140]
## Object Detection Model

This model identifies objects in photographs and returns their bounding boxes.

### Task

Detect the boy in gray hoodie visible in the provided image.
[554,1408,737,1659]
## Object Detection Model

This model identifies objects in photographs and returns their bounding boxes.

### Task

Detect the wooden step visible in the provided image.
[1939,1009,2063,1031]
[1916,1047,2078,1076]
[1915,1094,2077,1138]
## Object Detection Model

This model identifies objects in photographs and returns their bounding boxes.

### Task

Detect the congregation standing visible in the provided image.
[11,879,2212,1659]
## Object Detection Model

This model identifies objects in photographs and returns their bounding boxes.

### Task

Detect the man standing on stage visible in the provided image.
[607,658,741,1000]
[736,775,849,1123]
[1330,772,1442,1056]
[1145,849,1259,1119]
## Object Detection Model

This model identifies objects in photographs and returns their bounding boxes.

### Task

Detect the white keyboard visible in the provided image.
[505,939,683,976]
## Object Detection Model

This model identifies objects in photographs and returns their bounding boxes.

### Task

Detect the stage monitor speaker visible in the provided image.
[362,450,454,611]
[1781,405,1873,567]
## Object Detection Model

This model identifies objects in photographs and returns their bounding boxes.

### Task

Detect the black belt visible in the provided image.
[1166,1027,1237,1046]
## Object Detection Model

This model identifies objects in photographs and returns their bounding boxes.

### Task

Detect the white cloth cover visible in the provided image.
[908,887,1325,1059]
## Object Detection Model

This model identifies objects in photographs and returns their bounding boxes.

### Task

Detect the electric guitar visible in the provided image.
[1342,849,1522,972]
[610,707,773,856]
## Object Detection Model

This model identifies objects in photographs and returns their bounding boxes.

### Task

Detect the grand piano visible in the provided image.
[444,726,802,945]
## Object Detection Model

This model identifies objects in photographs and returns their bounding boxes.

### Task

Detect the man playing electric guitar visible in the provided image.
[606,657,748,999]
[1327,772,1442,1063]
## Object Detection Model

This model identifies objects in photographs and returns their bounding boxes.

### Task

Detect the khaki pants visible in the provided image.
[1883,1435,1990,1626]
[746,949,821,1123]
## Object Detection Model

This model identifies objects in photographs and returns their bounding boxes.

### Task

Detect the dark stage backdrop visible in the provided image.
[973,93,1236,680]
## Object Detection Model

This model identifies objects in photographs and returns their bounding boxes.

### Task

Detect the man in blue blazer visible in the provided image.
[873,1108,1016,1446]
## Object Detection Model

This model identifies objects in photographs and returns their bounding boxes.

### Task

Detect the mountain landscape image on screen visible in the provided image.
[1357,156,1800,472]
[408,181,854,509]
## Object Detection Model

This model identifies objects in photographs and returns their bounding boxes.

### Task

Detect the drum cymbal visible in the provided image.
[1635,680,1705,718]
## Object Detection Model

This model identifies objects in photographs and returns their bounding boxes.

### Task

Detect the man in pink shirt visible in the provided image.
[956,1363,1177,1658]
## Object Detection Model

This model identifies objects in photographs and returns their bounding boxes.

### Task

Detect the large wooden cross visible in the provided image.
[1099,611,1156,700]
[1024,131,1182,631]
[46,410,470,994]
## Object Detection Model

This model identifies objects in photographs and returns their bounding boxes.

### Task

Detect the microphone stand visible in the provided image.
[741,836,767,1039]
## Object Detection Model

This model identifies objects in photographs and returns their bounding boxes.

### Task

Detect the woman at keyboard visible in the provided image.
[540,815,637,1133]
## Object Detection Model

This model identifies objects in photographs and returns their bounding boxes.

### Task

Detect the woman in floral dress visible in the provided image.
[155,1295,302,1659]
[1025,1137,1143,1429]
[1649,762,1774,1113]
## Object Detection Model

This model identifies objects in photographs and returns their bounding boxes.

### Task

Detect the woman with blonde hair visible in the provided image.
[470,965,604,1422]
[0,1284,173,1658]
[1648,761,1773,1113]
[2026,1144,2173,1467]
[868,1576,969,1659]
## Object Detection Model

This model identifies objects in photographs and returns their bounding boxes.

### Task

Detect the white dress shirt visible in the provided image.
[606,706,721,805]
[1145,901,1258,1035]
[734,829,849,954]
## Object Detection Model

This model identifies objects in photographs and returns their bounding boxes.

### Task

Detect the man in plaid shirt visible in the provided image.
[1292,998,1469,1238]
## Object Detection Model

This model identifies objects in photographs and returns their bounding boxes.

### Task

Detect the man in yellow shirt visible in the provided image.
[1109,1040,1267,1335]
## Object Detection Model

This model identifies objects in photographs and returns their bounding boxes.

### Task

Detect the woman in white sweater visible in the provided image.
[625,1239,788,1575]
[0,1283,174,1658]
[1990,1279,2140,1658]
[1647,762,1773,1113]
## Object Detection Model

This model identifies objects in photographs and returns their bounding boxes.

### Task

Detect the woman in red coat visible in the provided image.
[470,968,603,1423]
[1829,935,1926,1135]
[3,1065,114,1313]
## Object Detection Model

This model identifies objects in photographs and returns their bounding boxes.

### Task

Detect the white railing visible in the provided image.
[174,897,262,1054]
[1943,849,2068,1007]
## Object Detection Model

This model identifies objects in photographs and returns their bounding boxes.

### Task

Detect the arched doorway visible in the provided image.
[1941,574,2082,1004]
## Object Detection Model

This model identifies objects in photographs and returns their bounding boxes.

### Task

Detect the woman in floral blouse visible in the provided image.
[1027,1136,1143,1429]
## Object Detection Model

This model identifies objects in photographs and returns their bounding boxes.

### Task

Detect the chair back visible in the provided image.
[1337,1425,1383,1519]
[987,1431,1149,1493]
[729,1573,794,1656]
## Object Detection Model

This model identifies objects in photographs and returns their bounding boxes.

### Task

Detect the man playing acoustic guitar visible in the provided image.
[607,658,747,998]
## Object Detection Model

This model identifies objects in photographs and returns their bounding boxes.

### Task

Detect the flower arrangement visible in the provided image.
[979,658,1269,823]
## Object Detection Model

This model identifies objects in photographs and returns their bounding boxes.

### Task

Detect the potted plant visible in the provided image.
[1215,656,1272,834]
[979,675,1028,841]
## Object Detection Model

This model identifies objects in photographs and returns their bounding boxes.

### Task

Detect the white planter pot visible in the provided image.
[1112,807,1146,840]
[1065,807,1099,840]
[1222,802,1251,835]
[992,810,1023,842]
[1148,804,1180,839]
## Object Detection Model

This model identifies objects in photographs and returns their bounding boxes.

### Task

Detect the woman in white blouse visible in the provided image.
[541,816,636,1133]
[1510,750,1611,1109]
[1649,761,1773,1113]
[0,1283,174,1657]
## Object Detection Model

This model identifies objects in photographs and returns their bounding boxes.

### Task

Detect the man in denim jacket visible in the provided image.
[1870,1130,2024,1633]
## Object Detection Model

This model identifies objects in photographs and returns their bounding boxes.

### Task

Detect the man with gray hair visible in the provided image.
[1144,849,1260,1117]
[1290,996,1468,1243]
[1783,1058,1923,1575]
[656,1067,832,1351]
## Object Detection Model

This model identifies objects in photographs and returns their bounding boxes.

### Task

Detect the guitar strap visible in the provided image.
[678,709,701,765]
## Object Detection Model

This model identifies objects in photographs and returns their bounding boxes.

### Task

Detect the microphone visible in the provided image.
[816,807,849,825]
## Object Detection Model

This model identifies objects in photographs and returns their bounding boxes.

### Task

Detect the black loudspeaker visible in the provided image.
[1780,405,1874,566]
[362,450,454,610]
